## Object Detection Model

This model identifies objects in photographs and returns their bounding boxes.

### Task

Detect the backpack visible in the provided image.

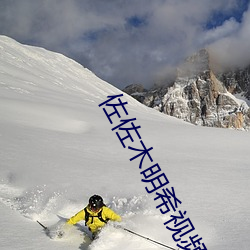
[84,206,109,226]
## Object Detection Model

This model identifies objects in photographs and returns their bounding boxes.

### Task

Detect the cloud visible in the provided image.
[0,0,249,89]
[208,3,250,68]
[200,18,240,45]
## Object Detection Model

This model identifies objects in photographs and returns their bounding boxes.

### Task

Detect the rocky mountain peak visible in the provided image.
[123,49,250,130]
[177,48,210,78]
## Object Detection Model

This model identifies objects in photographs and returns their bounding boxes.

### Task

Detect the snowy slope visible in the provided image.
[0,36,250,250]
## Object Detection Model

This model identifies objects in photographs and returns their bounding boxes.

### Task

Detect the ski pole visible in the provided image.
[122,227,177,250]
[37,220,48,231]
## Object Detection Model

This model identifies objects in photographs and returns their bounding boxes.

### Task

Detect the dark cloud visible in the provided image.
[0,0,249,89]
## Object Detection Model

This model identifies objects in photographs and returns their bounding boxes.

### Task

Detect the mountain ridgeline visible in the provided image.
[123,49,250,130]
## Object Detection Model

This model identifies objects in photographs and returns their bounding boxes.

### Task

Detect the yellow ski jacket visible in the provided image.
[67,206,121,233]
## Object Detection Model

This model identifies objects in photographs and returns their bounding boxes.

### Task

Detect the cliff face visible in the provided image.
[218,66,250,99]
[123,49,250,130]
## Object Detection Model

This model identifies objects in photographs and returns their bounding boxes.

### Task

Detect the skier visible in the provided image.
[66,194,122,239]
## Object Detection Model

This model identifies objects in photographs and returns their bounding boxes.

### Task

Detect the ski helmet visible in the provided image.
[89,195,104,210]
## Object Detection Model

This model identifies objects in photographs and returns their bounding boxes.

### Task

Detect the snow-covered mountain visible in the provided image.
[124,49,250,130]
[0,36,250,250]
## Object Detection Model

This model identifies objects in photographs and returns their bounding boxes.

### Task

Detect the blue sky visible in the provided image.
[205,0,249,28]
[0,0,249,89]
